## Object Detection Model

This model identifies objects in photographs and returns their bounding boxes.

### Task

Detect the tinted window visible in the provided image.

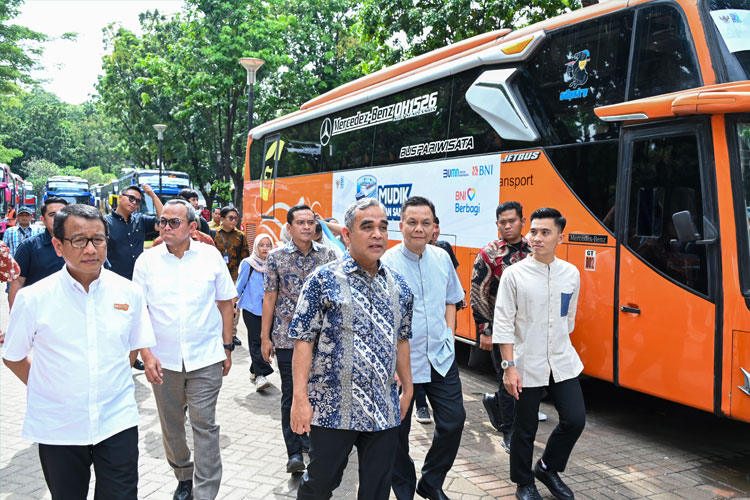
[545,141,618,231]
[629,4,701,99]
[517,12,633,146]
[448,68,510,156]
[708,0,750,81]
[249,138,263,181]
[277,121,322,177]
[626,134,707,295]
[372,79,451,166]
[321,103,375,172]
[735,122,750,290]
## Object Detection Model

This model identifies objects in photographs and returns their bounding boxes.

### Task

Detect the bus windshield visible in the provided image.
[138,173,190,188]
[58,195,93,205]
[47,181,89,193]
[708,0,750,80]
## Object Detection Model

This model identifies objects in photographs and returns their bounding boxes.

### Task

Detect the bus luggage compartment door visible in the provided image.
[616,125,718,413]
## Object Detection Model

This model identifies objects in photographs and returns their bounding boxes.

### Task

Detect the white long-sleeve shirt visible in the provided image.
[493,256,582,387]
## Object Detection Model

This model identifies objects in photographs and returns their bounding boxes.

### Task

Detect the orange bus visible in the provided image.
[243,0,750,422]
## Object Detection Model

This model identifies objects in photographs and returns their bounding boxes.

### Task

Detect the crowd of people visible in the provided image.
[0,187,585,500]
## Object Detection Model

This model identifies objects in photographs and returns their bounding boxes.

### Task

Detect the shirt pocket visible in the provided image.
[560,291,574,317]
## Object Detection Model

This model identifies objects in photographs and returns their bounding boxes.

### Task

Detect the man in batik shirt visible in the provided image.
[289,198,413,500]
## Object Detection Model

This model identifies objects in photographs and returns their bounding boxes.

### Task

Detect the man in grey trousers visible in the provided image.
[134,199,237,500]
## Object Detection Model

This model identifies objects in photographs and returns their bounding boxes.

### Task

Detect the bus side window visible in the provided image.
[277,121,322,177]
[629,4,701,100]
[249,139,263,181]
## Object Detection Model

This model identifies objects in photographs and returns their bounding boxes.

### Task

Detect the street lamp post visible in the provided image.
[153,124,167,196]
[238,57,265,136]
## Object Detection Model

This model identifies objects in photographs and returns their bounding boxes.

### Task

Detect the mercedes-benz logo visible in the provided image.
[320,118,332,146]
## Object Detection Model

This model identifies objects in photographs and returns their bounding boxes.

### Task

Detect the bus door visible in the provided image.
[615,120,720,413]
[260,135,283,219]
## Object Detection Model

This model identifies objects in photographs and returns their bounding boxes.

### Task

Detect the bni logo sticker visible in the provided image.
[455,188,480,216]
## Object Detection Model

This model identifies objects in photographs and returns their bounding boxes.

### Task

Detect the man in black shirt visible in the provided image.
[178,189,212,236]
[105,184,163,281]
[8,197,69,308]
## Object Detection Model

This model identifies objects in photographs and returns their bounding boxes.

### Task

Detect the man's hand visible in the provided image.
[290,397,313,434]
[479,334,493,351]
[503,367,523,400]
[142,183,156,197]
[399,386,413,420]
[222,351,232,376]
[261,337,274,362]
[141,350,163,385]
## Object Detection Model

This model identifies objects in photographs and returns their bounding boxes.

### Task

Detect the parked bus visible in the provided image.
[23,181,36,216]
[0,164,14,236]
[243,0,750,421]
[44,175,94,206]
[103,169,191,215]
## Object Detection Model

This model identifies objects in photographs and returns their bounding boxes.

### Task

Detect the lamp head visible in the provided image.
[239,57,265,85]
[153,124,167,140]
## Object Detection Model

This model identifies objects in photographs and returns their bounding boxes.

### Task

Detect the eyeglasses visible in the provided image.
[225,215,238,221]
[64,236,108,249]
[159,218,187,229]
[124,194,142,205]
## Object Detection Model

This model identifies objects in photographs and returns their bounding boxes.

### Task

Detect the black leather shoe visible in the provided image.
[501,433,511,454]
[232,335,242,346]
[515,483,542,500]
[173,479,193,500]
[286,453,305,473]
[416,478,451,500]
[534,460,574,499]
[482,393,502,432]
[132,359,145,370]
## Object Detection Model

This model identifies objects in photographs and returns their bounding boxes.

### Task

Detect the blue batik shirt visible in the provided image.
[289,251,413,432]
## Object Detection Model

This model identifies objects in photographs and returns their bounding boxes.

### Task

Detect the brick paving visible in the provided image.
[2,290,749,500]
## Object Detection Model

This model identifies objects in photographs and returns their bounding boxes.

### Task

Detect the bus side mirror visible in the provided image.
[672,210,718,245]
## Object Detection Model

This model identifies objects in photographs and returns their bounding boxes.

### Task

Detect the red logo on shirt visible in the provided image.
[114,303,130,311]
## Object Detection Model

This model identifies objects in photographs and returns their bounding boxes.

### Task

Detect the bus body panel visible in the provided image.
[618,245,715,411]
[730,330,750,420]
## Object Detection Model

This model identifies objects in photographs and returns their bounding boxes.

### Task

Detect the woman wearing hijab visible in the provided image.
[236,233,275,391]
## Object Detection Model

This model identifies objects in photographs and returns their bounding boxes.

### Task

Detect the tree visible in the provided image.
[78,166,116,186]
[359,0,581,67]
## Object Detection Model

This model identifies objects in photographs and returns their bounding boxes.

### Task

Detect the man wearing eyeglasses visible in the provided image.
[105,184,163,281]
[134,199,236,500]
[8,197,69,309]
[3,204,156,499]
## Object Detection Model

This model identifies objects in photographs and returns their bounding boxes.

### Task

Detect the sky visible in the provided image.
[16,0,184,104]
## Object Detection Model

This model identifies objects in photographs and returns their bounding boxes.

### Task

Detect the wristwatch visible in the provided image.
[223,343,235,352]
[501,360,515,370]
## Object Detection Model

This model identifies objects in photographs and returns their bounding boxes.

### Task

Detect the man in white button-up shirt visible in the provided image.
[493,208,585,500]
[3,204,156,500]
[134,199,237,500]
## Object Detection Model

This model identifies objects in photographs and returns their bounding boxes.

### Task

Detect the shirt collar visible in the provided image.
[342,250,385,276]
[498,236,530,248]
[397,242,423,262]
[284,239,324,254]
[41,231,53,245]
[60,263,103,294]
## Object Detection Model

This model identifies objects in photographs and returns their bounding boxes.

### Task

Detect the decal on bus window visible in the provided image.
[502,151,540,162]
[400,136,474,159]
[569,233,608,244]
[321,91,439,146]
[560,49,591,101]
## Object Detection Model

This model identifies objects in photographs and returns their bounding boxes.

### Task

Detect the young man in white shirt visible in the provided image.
[3,204,156,500]
[493,207,585,500]
[134,199,236,500]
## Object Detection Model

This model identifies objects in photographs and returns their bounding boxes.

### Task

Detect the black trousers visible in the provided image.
[510,376,586,485]
[276,348,309,457]
[297,426,399,500]
[242,310,273,377]
[38,426,138,500]
[490,344,517,434]
[392,361,466,500]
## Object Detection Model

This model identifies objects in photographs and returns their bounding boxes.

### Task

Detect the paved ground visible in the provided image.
[2,291,750,500]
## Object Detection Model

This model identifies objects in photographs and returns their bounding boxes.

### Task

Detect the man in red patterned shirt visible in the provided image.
[470,201,544,453]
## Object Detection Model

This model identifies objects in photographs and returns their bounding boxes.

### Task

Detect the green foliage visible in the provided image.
[20,158,61,198]
[359,0,580,67]
[0,88,126,172]
[78,166,116,186]
[0,0,46,96]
